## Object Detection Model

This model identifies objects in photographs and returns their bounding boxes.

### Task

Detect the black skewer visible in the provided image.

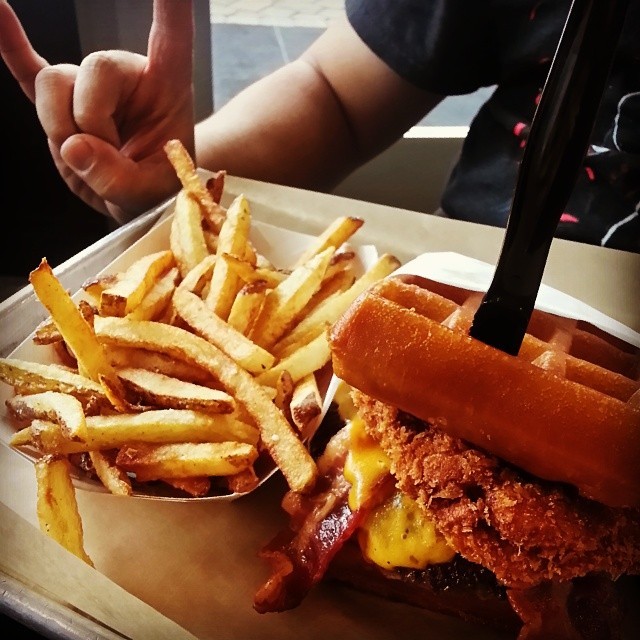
[469,0,630,355]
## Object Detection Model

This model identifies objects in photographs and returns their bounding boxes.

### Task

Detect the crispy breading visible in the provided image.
[352,390,640,589]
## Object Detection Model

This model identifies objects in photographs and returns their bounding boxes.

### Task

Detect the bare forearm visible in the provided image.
[195,17,442,192]
[195,59,362,191]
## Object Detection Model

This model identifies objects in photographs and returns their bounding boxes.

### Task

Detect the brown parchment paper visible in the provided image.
[1,176,639,640]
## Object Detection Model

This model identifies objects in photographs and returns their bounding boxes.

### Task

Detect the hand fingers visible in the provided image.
[60,133,180,223]
[48,138,111,216]
[35,64,80,147]
[147,0,193,80]
[73,50,147,147]
[0,0,48,102]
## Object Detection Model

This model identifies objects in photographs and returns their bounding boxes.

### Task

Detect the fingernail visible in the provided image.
[64,138,95,172]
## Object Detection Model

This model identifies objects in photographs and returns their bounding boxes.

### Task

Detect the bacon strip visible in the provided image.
[254,428,365,613]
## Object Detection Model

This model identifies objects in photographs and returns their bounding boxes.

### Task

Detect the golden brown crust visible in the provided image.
[352,390,640,589]
[329,276,640,508]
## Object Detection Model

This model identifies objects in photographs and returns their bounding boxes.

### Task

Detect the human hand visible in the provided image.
[0,0,195,223]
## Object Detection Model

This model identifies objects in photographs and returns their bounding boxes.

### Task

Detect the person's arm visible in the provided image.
[196,15,444,191]
[1,0,442,222]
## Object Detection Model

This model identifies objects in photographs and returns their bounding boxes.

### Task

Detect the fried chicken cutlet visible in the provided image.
[352,389,640,589]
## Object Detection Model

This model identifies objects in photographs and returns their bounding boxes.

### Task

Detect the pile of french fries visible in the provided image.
[0,139,400,564]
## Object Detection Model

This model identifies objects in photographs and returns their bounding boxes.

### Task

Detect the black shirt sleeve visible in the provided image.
[345,0,500,94]
[345,0,640,252]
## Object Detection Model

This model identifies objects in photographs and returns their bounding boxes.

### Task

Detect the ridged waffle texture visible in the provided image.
[329,274,640,508]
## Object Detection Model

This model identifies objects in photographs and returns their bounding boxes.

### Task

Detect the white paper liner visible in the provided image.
[393,251,640,347]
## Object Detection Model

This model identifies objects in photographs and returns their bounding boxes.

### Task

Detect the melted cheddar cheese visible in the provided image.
[357,492,455,569]
[336,382,455,570]
[344,414,391,510]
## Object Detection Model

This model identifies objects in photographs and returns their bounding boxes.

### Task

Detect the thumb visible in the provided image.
[61,134,179,221]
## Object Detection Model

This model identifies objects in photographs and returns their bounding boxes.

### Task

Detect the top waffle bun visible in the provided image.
[329,274,640,508]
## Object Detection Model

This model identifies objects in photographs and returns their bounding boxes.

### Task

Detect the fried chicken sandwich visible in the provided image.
[254,274,640,639]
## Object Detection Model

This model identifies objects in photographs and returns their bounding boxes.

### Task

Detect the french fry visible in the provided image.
[116,367,236,414]
[93,315,318,493]
[100,249,175,317]
[292,216,363,268]
[164,476,211,497]
[299,270,356,320]
[243,241,258,266]
[29,259,127,409]
[0,358,108,409]
[149,299,177,327]
[227,280,268,336]
[116,441,258,479]
[35,455,93,565]
[34,299,97,347]
[256,330,331,388]
[177,254,216,295]
[52,341,78,370]
[107,346,215,386]
[222,253,287,288]
[323,249,356,281]
[249,247,335,350]
[289,374,323,440]
[170,189,210,278]
[126,266,179,321]
[163,139,225,232]
[272,253,401,357]
[205,194,252,319]
[78,299,98,324]
[174,288,275,374]
[273,370,294,418]
[6,392,86,441]
[227,466,260,494]
[85,409,259,449]
[10,427,32,448]
[203,228,219,254]
[206,170,226,204]
[16,409,259,454]
[82,272,121,304]
[89,450,132,496]
[34,302,98,361]
[33,316,64,345]
[13,420,86,455]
